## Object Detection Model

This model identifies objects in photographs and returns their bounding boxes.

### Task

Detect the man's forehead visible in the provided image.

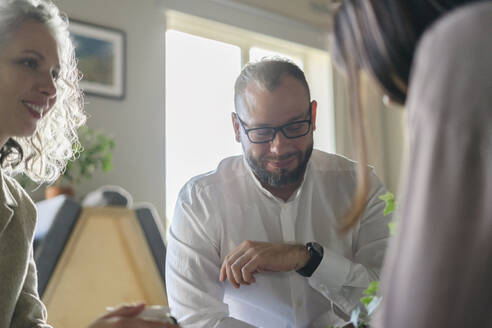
[240,78,308,117]
[241,80,264,113]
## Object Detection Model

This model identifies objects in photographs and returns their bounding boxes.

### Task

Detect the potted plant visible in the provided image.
[45,126,115,199]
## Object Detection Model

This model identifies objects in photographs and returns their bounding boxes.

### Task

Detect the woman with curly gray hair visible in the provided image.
[0,0,85,181]
[0,1,177,327]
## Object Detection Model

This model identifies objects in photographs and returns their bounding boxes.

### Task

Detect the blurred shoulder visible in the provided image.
[420,2,492,52]
[409,2,492,126]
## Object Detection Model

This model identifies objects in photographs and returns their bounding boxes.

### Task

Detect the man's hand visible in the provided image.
[88,303,179,328]
[219,240,310,288]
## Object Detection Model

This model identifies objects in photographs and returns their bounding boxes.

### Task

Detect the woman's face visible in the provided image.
[0,19,60,146]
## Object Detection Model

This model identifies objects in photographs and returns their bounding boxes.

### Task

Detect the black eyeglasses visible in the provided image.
[236,105,312,144]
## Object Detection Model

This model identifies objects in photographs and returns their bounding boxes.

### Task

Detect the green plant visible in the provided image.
[58,126,115,186]
[351,192,397,328]
[329,192,398,328]
[379,192,397,235]
[348,281,381,328]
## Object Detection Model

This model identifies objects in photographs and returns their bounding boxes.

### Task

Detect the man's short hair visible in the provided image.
[234,58,311,113]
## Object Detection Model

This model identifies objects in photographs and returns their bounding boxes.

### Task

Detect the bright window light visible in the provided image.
[165,30,242,220]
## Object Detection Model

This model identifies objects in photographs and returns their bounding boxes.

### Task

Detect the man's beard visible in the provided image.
[245,143,313,188]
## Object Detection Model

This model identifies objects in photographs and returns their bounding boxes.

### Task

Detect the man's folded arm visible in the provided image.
[165,187,255,328]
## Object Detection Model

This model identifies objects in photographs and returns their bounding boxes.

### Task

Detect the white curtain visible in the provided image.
[332,67,407,195]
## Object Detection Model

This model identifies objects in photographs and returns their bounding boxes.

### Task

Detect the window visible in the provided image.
[165,12,334,221]
[165,30,242,221]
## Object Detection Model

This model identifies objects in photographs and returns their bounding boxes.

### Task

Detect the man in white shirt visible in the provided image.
[165,59,391,328]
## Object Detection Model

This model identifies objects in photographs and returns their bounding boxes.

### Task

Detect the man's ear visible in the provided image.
[311,100,318,131]
[232,112,241,142]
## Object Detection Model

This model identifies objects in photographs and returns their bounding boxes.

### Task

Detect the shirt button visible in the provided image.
[296,298,303,308]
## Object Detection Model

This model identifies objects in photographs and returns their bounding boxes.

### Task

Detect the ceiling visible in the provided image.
[229,0,340,31]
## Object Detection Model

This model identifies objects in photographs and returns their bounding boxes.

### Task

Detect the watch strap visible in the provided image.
[296,242,323,277]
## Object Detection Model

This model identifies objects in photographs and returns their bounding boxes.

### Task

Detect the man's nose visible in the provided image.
[269,130,289,154]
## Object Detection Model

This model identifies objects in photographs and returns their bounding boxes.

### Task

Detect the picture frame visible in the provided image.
[69,19,126,100]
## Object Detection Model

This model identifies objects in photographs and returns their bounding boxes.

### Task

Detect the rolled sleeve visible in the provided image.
[308,170,391,315]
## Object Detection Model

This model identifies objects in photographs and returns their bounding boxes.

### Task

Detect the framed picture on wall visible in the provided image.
[69,19,126,100]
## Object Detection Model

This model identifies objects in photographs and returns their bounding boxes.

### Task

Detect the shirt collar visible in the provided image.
[242,155,311,204]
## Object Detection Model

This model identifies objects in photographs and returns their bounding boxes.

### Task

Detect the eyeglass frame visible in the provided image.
[235,104,313,144]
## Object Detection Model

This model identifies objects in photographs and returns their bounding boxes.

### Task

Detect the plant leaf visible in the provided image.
[363,281,379,296]
[61,127,115,185]
[379,191,396,216]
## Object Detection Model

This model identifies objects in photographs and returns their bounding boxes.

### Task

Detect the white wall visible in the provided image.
[53,0,167,221]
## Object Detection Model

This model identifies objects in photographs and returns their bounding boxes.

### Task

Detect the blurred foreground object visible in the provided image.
[34,195,167,327]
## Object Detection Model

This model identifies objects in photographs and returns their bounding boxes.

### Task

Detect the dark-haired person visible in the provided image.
[0,1,177,327]
[165,58,391,327]
[332,0,492,327]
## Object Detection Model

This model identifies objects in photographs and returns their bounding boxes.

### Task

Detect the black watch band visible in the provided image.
[296,242,324,277]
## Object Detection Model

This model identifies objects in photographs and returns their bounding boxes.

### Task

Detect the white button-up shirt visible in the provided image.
[166,150,391,327]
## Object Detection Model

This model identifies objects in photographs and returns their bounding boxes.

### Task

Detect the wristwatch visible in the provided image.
[296,242,324,277]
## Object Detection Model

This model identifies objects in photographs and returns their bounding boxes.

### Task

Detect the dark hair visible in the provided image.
[0,139,23,168]
[234,58,310,113]
[332,0,481,231]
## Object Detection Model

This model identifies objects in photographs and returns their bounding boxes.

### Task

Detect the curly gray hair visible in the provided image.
[0,0,86,183]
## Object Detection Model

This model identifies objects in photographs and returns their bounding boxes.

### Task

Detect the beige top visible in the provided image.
[0,169,51,327]
[379,2,492,328]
